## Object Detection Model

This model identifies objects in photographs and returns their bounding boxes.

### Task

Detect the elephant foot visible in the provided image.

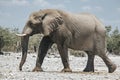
[83,68,94,72]
[108,64,117,73]
[19,67,22,71]
[61,68,72,72]
[32,67,43,72]
[19,65,23,71]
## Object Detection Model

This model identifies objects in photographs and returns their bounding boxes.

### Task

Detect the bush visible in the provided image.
[0,26,20,51]
[106,26,120,55]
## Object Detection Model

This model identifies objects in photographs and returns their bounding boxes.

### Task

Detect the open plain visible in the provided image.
[0,52,120,80]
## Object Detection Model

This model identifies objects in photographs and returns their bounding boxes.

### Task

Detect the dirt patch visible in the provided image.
[0,53,120,80]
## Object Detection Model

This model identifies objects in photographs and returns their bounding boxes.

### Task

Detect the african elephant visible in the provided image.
[17,9,116,73]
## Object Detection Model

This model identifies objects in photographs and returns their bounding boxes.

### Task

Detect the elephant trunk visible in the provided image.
[19,24,31,71]
[19,35,29,71]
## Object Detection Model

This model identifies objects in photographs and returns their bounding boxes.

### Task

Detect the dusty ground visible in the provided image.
[0,52,120,80]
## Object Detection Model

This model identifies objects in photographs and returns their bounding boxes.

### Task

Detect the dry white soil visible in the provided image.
[0,52,120,80]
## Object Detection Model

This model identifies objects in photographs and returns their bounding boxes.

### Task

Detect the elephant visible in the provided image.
[17,9,116,73]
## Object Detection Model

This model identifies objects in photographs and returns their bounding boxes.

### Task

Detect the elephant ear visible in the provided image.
[49,16,63,30]
[42,15,64,36]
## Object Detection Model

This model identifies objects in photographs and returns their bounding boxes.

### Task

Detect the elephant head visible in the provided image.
[17,9,63,71]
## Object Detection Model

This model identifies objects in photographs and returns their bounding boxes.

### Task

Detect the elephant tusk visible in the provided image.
[16,34,27,37]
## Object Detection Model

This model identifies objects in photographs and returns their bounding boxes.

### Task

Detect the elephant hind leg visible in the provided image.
[98,53,117,73]
[83,51,95,72]
[94,34,116,73]
[95,38,116,72]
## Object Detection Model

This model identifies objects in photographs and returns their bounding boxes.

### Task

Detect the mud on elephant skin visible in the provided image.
[17,9,116,73]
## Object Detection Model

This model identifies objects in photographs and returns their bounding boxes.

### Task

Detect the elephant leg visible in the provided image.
[57,45,72,72]
[32,36,53,72]
[83,51,95,72]
[98,53,116,73]
[95,35,116,73]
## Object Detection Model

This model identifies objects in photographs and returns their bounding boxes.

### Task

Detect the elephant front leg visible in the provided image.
[83,51,95,72]
[57,45,72,72]
[33,36,53,72]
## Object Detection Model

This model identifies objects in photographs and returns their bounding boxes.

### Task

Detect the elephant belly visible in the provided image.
[68,37,94,51]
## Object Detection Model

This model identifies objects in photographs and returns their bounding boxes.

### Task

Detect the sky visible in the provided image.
[0,0,120,32]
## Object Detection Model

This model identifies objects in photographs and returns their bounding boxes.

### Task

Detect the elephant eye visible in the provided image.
[34,16,42,21]
[34,17,38,20]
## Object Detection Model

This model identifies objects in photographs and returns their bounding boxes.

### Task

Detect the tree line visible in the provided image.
[106,26,120,55]
[0,26,120,55]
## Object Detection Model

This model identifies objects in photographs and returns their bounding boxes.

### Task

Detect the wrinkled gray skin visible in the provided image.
[19,9,116,73]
